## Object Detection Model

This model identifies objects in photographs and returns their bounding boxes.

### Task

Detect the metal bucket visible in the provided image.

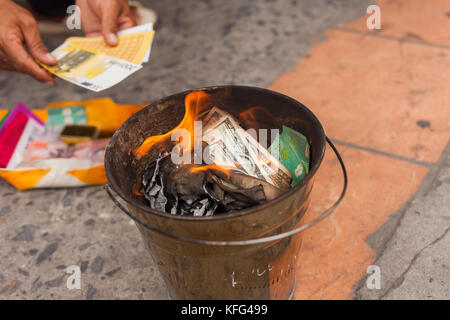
[105,85,347,300]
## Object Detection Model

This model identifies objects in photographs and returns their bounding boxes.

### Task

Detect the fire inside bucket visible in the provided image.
[105,86,328,299]
[131,90,309,217]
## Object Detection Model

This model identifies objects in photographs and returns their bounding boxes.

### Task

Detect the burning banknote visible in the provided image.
[135,90,312,216]
[202,107,292,190]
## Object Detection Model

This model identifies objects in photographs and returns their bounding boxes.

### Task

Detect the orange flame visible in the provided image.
[133,91,210,159]
[190,163,231,179]
[239,106,273,125]
[132,181,144,196]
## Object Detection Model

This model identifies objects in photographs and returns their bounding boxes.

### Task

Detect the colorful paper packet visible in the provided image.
[0,98,147,190]
[0,103,45,169]
[45,105,88,132]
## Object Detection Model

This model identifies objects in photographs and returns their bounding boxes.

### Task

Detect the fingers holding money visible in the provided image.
[22,18,57,66]
[101,0,136,46]
[76,0,136,46]
[1,33,55,85]
[0,0,55,85]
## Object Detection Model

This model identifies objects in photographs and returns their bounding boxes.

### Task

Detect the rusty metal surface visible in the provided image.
[105,85,326,299]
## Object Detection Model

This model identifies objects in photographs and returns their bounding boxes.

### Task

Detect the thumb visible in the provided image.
[22,19,56,65]
[101,2,121,46]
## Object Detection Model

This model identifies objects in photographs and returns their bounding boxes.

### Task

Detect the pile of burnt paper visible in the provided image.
[140,107,310,216]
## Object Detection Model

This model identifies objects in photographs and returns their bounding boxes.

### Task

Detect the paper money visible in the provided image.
[269,126,310,187]
[202,106,229,130]
[202,108,292,190]
[117,23,154,63]
[204,117,268,181]
[66,30,154,65]
[206,137,257,177]
[39,23,154,91]
[117,22,154,35]
[40,43,142,92]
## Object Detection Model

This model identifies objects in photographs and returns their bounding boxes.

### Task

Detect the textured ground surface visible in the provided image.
[0,0,449,300]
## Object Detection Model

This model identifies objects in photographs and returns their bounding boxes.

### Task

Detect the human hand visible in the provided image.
[76,0,136,46]
[0,0,56,84]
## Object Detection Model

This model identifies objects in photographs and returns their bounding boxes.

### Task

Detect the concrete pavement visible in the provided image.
[356,147,450,299]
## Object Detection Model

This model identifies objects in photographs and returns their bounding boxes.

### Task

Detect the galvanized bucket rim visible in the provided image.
[105,136,346,246]
[105,85,326,222]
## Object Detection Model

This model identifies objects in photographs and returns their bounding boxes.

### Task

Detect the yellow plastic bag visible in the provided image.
[0,98,146,190]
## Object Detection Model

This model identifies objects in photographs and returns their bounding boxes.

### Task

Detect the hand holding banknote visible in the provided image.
[0,0,136,85]
[76,0,136,45]
[0,0,57,85]
[40,24,155,91]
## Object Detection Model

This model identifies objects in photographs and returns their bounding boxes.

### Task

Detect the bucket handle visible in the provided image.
[105,137,347,246]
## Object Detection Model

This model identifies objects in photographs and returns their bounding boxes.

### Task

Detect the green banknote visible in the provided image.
[269,126,310,187]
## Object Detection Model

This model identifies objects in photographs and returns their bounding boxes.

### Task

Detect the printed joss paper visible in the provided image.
[269,126,310,187]
[39,23,155,92]
[40,43,142,92]
[0,103,45,169]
